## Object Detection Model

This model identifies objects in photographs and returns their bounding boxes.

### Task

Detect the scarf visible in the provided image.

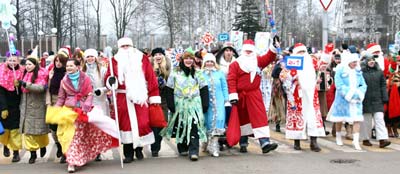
[21,68,48,93]
[0,63,24,91]
[68,71,80,90]
[49,67,66,95]
[85,62,102,88]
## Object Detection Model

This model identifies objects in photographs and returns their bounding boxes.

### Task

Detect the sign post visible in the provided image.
[319,0,333,49]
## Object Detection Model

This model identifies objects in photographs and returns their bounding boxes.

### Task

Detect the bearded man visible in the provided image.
[227,38,279,154]
[279,43,326,152]
[104,37,161,163]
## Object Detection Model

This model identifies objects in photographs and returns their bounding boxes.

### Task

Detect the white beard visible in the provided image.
[115,47,148,106]
[294,53,316,91]
[237,52,258,83]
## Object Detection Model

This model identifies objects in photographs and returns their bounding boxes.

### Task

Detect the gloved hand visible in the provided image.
[272,35,281,49]
[158,76,165,87]
[108,76,117,87]
[14,80,19,87]
[1,110,9,119]
[94,89,102,96]
[230,99,238,105]
[18,80,27,87]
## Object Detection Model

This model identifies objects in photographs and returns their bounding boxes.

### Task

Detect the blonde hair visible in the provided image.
[151,54,170,79]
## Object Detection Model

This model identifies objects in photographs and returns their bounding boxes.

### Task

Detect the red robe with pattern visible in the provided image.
[279,58,325,139]
[227,50,276,138]
[104,53,160,147]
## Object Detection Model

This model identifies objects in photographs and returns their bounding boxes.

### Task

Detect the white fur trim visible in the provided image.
[367,45,382,54]
[229,93,238,101]
[117,38,134,48]
[87,106,119,138]
[252,126,270,138]
[120,131,155,146]
[293,45,307,54]
[356,89,365,101]
[269,44,277,54]
[242,44,256,52]
[149,96,161,104]
[345,88,355,102]
[84,49,98,59]
[105,76,118,90]
[240,123,253,136]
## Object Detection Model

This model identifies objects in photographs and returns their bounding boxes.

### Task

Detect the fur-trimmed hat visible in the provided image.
[84,49,98,59]
[151,47,165,57]
[366,43,382,54]
[292,43,308,54]
[117,37,133,48]
[242,39,256,52]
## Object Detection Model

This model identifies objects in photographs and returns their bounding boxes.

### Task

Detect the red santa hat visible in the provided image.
[117,37,133,48]
[59,46,72,58]
[366,43,382,54]
[242,39,256,52]
[324,43,334,54]
[292,43,308,54]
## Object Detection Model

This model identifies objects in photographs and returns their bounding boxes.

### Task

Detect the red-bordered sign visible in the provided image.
[201,32,215,45]
[319,0,333,11]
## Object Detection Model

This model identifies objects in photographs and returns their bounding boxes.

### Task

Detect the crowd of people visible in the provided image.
[0,36,399,173]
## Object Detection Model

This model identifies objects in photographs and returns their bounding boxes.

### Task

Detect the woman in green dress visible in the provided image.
[161,51,209,161]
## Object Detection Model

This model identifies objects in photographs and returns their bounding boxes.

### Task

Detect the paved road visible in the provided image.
[1,124,400,174]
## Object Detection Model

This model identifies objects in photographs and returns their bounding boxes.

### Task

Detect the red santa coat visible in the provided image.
[104,53,160,147]
[227,50,276,138]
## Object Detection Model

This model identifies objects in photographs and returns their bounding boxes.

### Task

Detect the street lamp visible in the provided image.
[38,31,44,58]
[51,28,57,52]
[386,32,390,52]
[196,27,202,50]
[375,31,381,44]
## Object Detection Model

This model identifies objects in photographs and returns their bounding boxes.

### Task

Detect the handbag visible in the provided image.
[226,105,240,147]
[149,104,167,128]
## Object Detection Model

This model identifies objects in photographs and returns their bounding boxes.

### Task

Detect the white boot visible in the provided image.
[336,132,343,146]
[68,165,75,173]
[352,133,362,150]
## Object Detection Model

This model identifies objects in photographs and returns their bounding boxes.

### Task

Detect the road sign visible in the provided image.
[218,33,229,42]
[201,32,215,45]
[319,0,333,11]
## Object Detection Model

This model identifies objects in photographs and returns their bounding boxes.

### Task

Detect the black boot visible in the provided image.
[40,147,46,157]
[95,154,102,161]
[55,142,63,158]
[276,123,281,132]
[3,146,10,157]
[310,137,321,152]
[12,151,20,162]
[262,143,278,154]
[60,155,66,164]
[123,144,134,163]
[294,140,301,150]
[135,147,144,160]
[29,151,37,164]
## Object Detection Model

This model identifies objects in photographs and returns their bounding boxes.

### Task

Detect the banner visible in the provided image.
[255,32,271,55]
[230,31,243,52]
[284,56,304,70]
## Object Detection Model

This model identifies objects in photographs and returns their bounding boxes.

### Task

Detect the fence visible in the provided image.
[0,38,53,58]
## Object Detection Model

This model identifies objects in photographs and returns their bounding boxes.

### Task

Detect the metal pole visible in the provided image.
[322,11,328,49]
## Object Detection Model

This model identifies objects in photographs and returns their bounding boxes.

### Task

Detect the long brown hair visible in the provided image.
[151,54,171,79]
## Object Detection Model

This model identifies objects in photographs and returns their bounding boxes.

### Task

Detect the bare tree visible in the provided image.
[90,0,101,49]
[109,0,140,39]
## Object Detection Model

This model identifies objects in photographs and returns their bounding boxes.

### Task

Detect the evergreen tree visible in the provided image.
[232,0,263,40]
